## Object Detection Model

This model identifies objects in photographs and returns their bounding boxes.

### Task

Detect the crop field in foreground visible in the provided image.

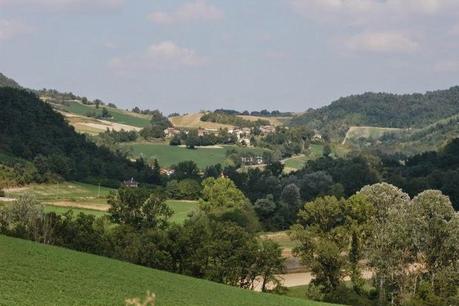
[0,235,335,306]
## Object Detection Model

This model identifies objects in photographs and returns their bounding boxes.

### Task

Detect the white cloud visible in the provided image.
[0,0,123,11]
[109,41,207,74]
[291,0,459,18]
[0,19,32,41]
[345,31,419,53]
[148,0,223,25]
[147,41,207,66]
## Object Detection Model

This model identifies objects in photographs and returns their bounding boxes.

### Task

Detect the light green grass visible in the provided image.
[43,200,197,224]
[260,231,298,249]
[284,144,324,170]
[0,235,335,306]
[5,182,115,202]
[44,205,108,218]
[167,200,199,224]
[56,101,151,128]
[124,143,268,169]
[343,126,405,144]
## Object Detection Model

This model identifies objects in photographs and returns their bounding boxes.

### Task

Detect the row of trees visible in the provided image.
[170,129,238,148]
[291,183,459,306]
[0,177,285,292]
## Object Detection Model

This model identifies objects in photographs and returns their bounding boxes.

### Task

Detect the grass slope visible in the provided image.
[51,101,151,128]
[169,112,235,129]
[4,182,198,224]
[124,143,268,169]
[283,145,324,171]
[0,235,333,306]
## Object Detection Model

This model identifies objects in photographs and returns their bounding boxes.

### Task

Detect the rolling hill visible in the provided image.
[0,73,21,89]
[290,86,459,141]
[0,235,333,306]
[0,87,157,187]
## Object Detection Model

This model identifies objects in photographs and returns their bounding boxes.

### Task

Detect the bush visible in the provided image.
[0,189,5,197]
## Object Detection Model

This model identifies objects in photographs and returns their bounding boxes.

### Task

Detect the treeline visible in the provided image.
[201,111,270,128]
[214,108,293,117]
[0,87,159,188]
[0,178,285,292]
[140,110,172,139]
[291,184,459,306]
[290,86,459,140]
[169,129,237,148]
[0,73,21,89]
[255,126,316,159]
[38,88,115,108]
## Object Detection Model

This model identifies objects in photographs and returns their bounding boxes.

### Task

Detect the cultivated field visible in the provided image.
[124,143,268,169]
[0,235,334,306]
[50,101,152,128]
[169,112,235,129]
[237,115,290,126]
[342,126,406,144]
[283,144,324,172]
[60,111,141,135]
[4,182,198,224]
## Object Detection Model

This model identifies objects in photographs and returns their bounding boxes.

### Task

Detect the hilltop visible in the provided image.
[0,235,332,306]
[0,87,158,187]
[0,73,21,89]
[290,86,459,141]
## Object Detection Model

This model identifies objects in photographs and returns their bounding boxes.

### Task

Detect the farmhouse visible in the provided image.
[164,127,181,137]
[122,178,139,188]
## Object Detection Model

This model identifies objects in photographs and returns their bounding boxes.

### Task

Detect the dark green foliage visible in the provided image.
[201,111,270,128]
[385,138,459,210]
[290,86,459,140]
[0,73,21,88]
[108,187,172,229]
[171,160,200,180]
[139,110,171,139]
[166,179,202,200]
[99,129,138,143]
[0,87,159,187]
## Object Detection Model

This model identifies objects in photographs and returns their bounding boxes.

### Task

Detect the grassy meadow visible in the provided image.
[124,143,269,169]
[283,144,324,171]
[0,235,334,306]
[4,182,198,224]
[54,101,151,128]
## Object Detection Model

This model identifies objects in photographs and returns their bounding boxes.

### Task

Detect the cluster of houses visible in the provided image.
[164,125,277,147]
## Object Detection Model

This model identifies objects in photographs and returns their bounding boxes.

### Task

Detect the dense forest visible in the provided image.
[201,111,270,127]
[0,73,21,89]
[290,86,459,140]
[0,87,159,187]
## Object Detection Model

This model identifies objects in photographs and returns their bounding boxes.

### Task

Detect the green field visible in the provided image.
[5,181,114,202]
[125,143,269,169]
[5,182,198,224]
[166,200,199,223]
[284,144,324,171]
[43,200,198,223]
[0,235,334,306]
[54,101,151,128]
[343,126,406,144]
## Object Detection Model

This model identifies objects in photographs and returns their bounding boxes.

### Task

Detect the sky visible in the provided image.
[1,0,459,113]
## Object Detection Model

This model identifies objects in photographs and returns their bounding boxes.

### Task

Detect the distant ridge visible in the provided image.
[0,73,21,89]
[290,86,459,140]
